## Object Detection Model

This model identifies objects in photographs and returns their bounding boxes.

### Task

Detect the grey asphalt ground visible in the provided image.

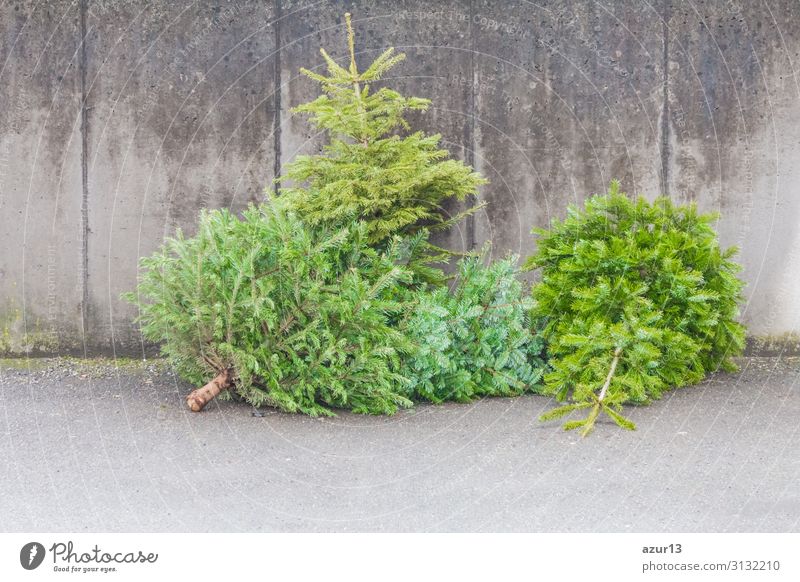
[1,357,798,532]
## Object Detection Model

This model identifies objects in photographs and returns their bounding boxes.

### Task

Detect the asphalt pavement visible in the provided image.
[1,357,797,532]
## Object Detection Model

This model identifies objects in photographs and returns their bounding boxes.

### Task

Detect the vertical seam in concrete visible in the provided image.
[660,0,671,197]
[79,0,89,356]
[272,0,282,195]
[467,0,477,250]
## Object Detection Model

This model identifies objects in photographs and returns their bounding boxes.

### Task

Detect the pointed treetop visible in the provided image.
[346,13,357,75]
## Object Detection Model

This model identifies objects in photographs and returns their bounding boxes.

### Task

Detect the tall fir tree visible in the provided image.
[276,14,486,252]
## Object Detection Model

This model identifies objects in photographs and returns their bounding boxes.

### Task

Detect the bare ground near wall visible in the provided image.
[0,356,798,532]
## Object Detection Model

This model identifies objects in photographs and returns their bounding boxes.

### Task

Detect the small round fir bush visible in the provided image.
[525,181,746,435]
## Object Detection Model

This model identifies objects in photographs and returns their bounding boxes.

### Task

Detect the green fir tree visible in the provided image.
[276,13,486,251]
[526,181,746,436]
[402,251,546,403]
[124,204,417,416]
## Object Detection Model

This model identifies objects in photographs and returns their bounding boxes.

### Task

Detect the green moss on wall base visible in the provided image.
[745,334,800,356]
[0,304,62,356]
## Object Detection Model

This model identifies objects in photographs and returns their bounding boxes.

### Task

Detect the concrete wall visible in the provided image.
[2,0,799,356]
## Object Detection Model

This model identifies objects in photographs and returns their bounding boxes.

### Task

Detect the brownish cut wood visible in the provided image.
[186,369,233,412]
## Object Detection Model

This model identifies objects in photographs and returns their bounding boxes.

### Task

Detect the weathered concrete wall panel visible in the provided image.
[664,0,800,336]
[0,1,84,354]
[471,0,664,258]
[82,0,278,354]
[2,0,800,354]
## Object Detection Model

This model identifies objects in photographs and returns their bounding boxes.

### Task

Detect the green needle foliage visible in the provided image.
[277,13,486,249]
[402,252,546,403]
[123,204,417,416]
[525,181,746,435]
[123,14,548,418]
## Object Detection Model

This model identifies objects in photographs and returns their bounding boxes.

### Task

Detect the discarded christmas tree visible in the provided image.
[402,251,546,403]
[124,204,417,415]
[526,181,746,435]
[277,14,485,259]
[276,15,544,398]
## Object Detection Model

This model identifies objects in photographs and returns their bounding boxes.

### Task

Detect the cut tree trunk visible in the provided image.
[186,369,233,412]
[597,347,623,402]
